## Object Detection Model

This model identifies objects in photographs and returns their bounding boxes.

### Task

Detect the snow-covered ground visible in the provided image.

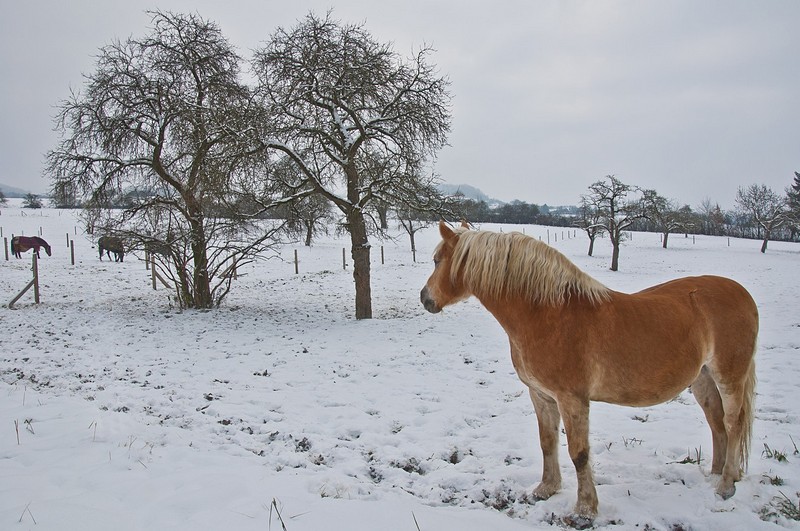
[1,200,799,530]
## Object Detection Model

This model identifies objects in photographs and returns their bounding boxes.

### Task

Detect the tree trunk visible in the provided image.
[409,230,417,262]
[348,209,372,319]
[610,234,620,271]
[662,231,669,249]
[187,198,212,308]
[761,232,770,253]
[587,235,595,256]
[190,222,213,308]
[378,207,388,230]
[304,221,313,247]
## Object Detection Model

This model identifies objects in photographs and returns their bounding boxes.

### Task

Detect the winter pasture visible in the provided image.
[1,200,799,531]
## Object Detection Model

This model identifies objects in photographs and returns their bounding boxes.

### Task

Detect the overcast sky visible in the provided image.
[1,1,798,208]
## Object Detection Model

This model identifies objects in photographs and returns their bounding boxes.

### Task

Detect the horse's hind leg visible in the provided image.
[529,388,562,500]
[691,366,727,474]
[708,359,756,500]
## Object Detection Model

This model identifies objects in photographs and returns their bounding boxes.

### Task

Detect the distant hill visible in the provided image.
[0,182,39,198]
[437,183,499,204]
[438,183,579,217]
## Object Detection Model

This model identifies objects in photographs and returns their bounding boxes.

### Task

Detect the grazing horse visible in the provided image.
[420,222,757,526]
[10,236,52,259]
[98,236,125,262]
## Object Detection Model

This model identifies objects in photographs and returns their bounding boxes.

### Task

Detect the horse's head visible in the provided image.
[43,242,52,256]
[420,221,471,314]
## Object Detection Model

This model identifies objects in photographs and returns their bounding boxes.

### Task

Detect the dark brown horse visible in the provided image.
[98,236,125,262]
[421,222,758,526]
[10,236,51,258]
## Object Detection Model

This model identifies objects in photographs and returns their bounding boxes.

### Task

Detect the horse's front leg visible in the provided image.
[557,395,597,527]
[528,387,562,500]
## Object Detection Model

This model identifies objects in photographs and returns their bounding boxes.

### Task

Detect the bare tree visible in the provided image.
[395,179,453,261]
[641,190,692,249]
[51,181,81,208]
[574,197,605,256]
[253,12,451,319]
[22,193,43,209]
[288,193,336,247]
[735,183,788,253]
[47,11,286,308]
[583,175,642,271]
[697,197,727,236]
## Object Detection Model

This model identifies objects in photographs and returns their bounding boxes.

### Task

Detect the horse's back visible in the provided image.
[636,275,757,327]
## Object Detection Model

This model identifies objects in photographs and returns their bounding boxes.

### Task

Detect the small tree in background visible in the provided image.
[735,184,788,253]
[583,175,643,271]
[22,193,43,209]
[641,190,692,249]
[697,197,727,236]
[288,194,336,247]
[0,189,7,206]
[395,180,453,261]
[51,181,80,208]
[574,197,605,256]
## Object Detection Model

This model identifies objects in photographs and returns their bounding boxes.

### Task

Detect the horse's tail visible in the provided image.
[739,356,757,474]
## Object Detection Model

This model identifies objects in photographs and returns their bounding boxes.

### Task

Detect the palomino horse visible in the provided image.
[420,222,757,526]
[10,236,52,259]
[98,236,125,262]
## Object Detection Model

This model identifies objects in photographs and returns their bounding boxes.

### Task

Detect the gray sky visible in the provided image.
[1,1,798,208]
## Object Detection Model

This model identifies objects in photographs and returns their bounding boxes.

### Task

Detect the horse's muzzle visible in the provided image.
[420,286,441,314]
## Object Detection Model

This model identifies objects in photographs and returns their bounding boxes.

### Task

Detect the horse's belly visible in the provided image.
[590,358,702,407]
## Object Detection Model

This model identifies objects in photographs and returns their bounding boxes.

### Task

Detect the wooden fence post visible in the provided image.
[294,249,299,274]
[70,240,75,266]
[381,246,385,265]
[32,253,40,303]
[342,248,346,270]
[3,237,7,261]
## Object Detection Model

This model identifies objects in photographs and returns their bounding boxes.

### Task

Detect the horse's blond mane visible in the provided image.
[448,228,611,306]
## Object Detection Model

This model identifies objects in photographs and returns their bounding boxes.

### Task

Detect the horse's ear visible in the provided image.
[439,220,457,241]
[460,219,470,229]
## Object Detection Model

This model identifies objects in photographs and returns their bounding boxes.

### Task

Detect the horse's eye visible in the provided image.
[433,258,441,267]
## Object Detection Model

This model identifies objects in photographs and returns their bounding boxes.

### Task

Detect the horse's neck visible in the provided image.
[477,294,554,337]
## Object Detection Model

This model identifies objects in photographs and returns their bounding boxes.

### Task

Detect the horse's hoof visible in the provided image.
[532,483,559,501]
[716,482,736,500]
[562,513,594,529]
